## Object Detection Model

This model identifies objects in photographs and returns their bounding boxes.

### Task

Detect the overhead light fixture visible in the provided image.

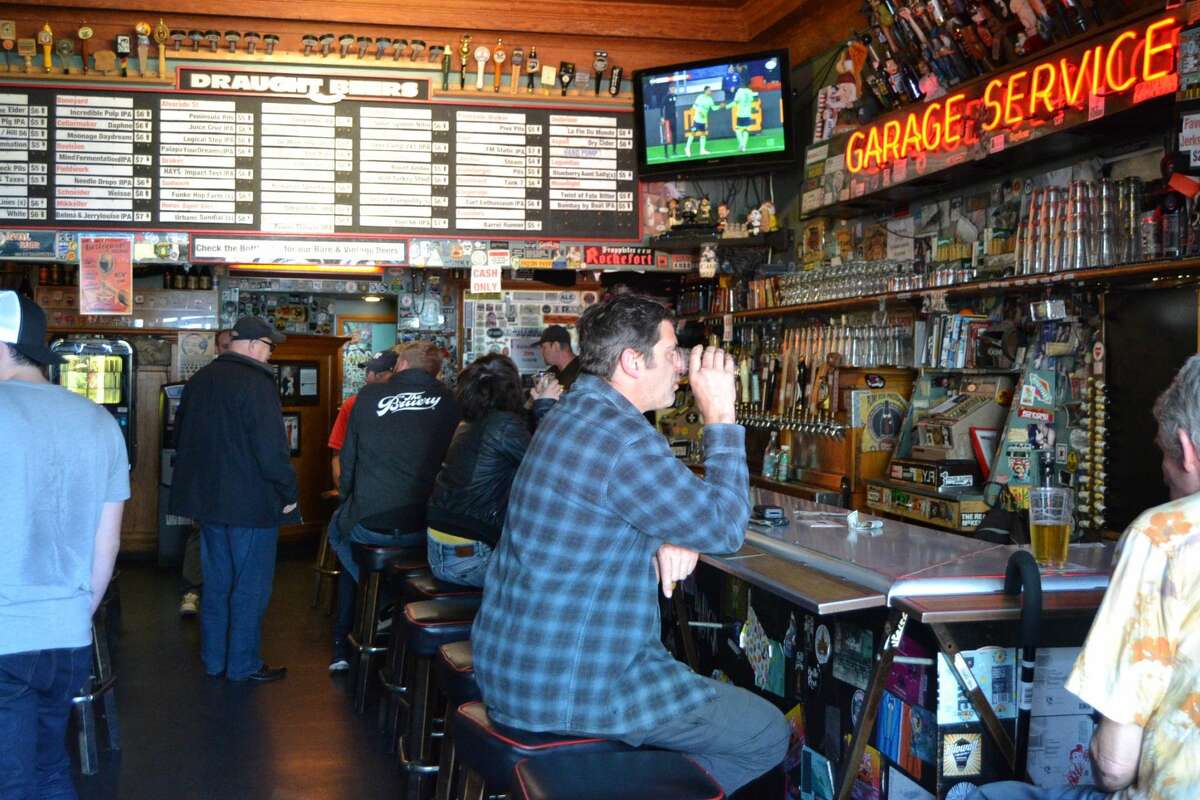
[363,295,382,303]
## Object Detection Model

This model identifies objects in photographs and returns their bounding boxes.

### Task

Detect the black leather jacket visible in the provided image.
[426,408,535,547]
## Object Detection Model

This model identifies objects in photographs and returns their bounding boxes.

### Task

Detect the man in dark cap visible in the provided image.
[0,291,128,798]
[328,349,399,486]
[537,324,580,391]
[170,316,297,683]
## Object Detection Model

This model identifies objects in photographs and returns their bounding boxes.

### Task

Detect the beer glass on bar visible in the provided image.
[1029,487,1072,569]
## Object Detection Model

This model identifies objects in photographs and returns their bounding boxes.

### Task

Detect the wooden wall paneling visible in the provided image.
[0,3,789,74]
[273,334,347,545]
[121,362,169,555]
[757,1,864,71]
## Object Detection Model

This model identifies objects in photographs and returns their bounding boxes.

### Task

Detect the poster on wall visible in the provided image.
[78,235,133,315]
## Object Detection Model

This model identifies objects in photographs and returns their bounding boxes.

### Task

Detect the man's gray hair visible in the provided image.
[1153,354,1200,460]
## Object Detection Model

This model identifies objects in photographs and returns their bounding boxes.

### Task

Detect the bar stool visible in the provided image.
[513,752,725,800]
[379,563,468,738]
[310,491,343,613]
[452,701,632,800]
[397,598,482,800]
[73,584,120,775]
[433,641,478,800]
[348,541,427,714]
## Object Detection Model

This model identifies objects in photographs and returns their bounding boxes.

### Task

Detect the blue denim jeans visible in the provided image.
[0,646,92,800]
[199,524,278,680]
[426,534,492,588]
[967,782,1109,800]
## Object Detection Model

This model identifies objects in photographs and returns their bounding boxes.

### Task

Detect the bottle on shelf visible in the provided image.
[776,443,792,482]
[185,263,199,290]
[172,264,187,290]
[762,430,780,479]
[199,264,213,291]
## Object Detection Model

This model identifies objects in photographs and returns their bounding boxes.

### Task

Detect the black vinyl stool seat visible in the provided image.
[512,751,724,800]
[433,641,478,800]
[403,573,483,604]
[452,701,632,797]
[347,541,427,714]
[376,555,436,735]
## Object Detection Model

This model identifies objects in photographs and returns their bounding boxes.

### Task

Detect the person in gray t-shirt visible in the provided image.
[0,291,128,798]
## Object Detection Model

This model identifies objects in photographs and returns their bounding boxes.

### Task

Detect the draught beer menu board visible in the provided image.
[0,81,638,240]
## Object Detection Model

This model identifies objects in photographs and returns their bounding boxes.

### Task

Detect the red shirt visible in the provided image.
[328,394,358,451]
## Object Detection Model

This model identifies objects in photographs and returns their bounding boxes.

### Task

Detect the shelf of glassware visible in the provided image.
[677,257,1200,323]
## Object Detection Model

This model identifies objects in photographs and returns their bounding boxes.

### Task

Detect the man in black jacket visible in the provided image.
[328,340,460,670]
[170,317,296,683]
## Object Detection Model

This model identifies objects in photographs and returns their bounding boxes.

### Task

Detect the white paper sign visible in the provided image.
[886,216,915,262]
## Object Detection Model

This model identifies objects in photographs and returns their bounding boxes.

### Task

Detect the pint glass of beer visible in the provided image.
[1029,487,1072,569]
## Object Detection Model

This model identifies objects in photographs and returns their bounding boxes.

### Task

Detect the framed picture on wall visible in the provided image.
[282,412,301,456]
[276,360,319,406]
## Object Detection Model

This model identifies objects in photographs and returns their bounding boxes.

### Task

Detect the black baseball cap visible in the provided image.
[537,325,571,346]
[364,350,398,373]
[0,290,62,365]
[231,316,286,345]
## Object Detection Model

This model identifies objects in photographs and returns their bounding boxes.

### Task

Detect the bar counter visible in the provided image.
[681,488,1113,800]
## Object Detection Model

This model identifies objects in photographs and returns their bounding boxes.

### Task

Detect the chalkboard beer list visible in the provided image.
[5,81,637,239]
[158,98,251,226]
[54,93,154,223]
[455,109,540,232]
[358,105,450,230]
[0,93,48,220]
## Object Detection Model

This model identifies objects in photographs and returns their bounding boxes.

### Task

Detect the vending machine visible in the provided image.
[49,338,136,468]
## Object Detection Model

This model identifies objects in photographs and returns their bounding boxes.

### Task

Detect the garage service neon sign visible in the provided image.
[845,17,1179,174]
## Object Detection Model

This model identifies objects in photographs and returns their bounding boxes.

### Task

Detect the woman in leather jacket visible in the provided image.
[425,354,560,586]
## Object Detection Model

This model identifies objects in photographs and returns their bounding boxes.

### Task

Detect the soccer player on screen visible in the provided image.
[730,85,757,152]
[660,85,678,156]
[684,87,720,158]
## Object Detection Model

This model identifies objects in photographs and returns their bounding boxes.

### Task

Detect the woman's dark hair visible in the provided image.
[455,354,525,422]
[577,294,672,379]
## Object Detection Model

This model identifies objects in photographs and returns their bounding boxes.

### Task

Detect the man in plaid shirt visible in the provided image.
[472,295,788,794]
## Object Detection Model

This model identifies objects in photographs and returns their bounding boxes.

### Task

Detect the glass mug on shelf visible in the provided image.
[1028,487,1072,569]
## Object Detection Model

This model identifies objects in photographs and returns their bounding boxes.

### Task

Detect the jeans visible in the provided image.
[620,677,789,795]
[426,535,492,588]
[0,646,92,800]
[967,783,1109,800]
[331,521,424,646]
[199,524,278,680]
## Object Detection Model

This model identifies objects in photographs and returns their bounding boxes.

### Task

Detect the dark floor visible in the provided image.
[75,553,402,800]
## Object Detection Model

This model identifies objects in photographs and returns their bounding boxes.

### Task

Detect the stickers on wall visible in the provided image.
[852,746,884,800]
[832,623,874,691]
[887,766,934,800]
[942,733,983,778]
[815,625,832,665]
[799,746,835,800]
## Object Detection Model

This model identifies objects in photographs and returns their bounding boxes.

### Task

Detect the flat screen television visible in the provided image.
[634,50,795,180]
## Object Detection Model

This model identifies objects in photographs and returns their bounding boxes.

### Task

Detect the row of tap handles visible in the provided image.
[738,408,848,438]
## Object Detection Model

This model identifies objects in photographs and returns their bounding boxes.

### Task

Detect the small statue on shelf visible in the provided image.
[758,201,776,232]
[747,208,762,236]
[681,196,699,224]
[698,195,712,225]
[716,202,730,234]
[667,197,681,229]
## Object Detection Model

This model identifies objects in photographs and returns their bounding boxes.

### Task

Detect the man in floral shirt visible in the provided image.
[970,355,1200,800]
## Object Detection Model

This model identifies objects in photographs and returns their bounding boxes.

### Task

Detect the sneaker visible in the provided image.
[179,591,200,616]
[329,643,350,673]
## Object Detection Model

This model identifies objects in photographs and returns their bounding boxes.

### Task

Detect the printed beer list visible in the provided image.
[0,93,47,220]
[55,94,151,223]
[547,114,634,217]
[158,98,253,225]
[259,102,353,234]
[357,105,449,230]
[454,110,542,232]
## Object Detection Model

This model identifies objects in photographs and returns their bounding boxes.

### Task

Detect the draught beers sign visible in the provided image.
[844,15,1180,174]
[178,67,429,104]
[78,234,133,315]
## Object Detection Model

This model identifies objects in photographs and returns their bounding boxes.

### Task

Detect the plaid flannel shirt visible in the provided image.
[471,373,750,738]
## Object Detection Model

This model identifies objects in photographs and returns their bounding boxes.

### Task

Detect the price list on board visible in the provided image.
[5,81,639,240]
[0,92,47,221]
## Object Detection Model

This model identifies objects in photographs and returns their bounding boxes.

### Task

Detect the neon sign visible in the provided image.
[845,16,1179,174]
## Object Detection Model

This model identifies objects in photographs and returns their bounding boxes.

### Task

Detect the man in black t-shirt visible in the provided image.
[538,325,580,391]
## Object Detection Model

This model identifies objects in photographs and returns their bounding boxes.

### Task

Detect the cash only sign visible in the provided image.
[844,14,1180,175]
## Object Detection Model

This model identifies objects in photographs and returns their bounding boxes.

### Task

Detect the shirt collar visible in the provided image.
[217,351,274,376]
[572,373,647,422]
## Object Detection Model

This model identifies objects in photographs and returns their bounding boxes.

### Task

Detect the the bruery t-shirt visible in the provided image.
[0,380,129,655]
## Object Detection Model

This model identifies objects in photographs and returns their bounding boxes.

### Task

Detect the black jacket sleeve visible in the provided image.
[247,377,298,508]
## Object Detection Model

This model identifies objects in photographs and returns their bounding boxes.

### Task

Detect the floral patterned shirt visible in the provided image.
[1066,495,1200,800]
